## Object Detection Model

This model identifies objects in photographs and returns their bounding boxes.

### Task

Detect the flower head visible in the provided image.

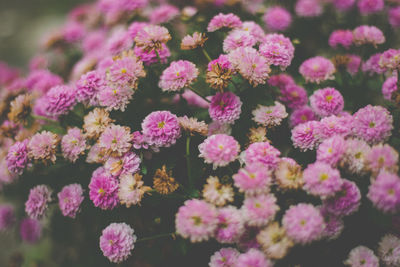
[257,222,293,260]
[61,127,87,162]
[135,25,171,52]
[153,165,179,195]
[57,184,84,218]
[329,30,354,49]
[28,131,59,164]
[25,185,52,219]
[209,247,239,267]
[202,176,234,206]
[275,157,304,190]
[310,87,344,117]
[345,246,379,267]
[89,167,119,210]
[6,139,29,175]
[236,249,273,267]
[233,164,272,195]
[209,92,242,124]
[323,179,361,216]
[98,124,132,157]
[43,85,76,117]
[378,234,400,267]
[368,171,400,213]
[0,204,15,230]
[20,218,41,243]
[159,60,199,92]
[299,56,335,83]
[207,13,242,32]
[242,194,279,227]
[119,173,151,207]
[353,25,385,47]
[252,101,288,127]
[215,206,244,243]
[198,134,240,169]
[264,6,292,31]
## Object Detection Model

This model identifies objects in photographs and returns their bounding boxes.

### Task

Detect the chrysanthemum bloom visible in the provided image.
[344,246,379,267]
[263,6,292,31]
[25,69,63,94]
[75,70,105,105]
[131,131,149,150]
[268,73,295,89]
[283,203,325,244]
[134,25,171,52]
[242,194,279,227]
[206,55,235,91]
[379,48,400,70]
[252,101,288,127]
[233,164,272,195]
[20,218,41,243]
[159,60,198,92]
[333,0,356,11]
[329,30,353,49]
[175,199,218,242]
[149,4,179,24]
[236,249,273,267]
[303,162,343,199]
[257,222,294,260]
[6,139,29,175]
[346,54,361,75]
[316,135,346,166]
[198,134,240,169]
[317,114,352,139]
[98,124,132,157]
[207,13,242,32]
[57,184,84,218]
[353,25,385,47]
[97,83,134,112]
[83,108,113,139]
[241,21,266,42]
[25,185,52,220]
[275,157,304,190]
[215,206,244,243]
[104,152,141,177]
[319,207,344,240]
[340,138,370,175]
[263,33,295,55]
[141,110,181,148]
[89,167,119,210]
[228,47,271,87]
[247,127,269,145]
[323,179,361,216]
[28,131,59,164]
[223,30,256,53]
[182,6,197,18]
[209,247,240,267]
[209,92,242,124]
[108,54,145,89]
[366,144,399,175]
[291,120,320,151]
[378,234,400,267]
[299,56,336,83]
[8,93,32,125]
[99,223,136,263]
[106,28,132,56]
[202,176,234,207]
[43,85,76,117]
[382,76,397,101]
[259,42,294,70]
[389,6,400,28]
[295,0,323,17]
[178,116,208,136]
[279,84,308,109]
[181,32,207,50]
[134,43,170,65]
[0,205,15,230]
[289,106,317,127]
[357,0,384,15]
[368,171,400,213]
[61,128,87,162]
[352,105,393,144]
[362,53,387,75]
[208,121,232,136]
[243,141,281,169]
[153,165,179,195]
[119,173,151,207]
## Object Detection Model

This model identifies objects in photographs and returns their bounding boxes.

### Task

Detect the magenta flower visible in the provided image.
[25,185,52,220]
[389,6,400,27]
[159,60,199,92]
[242,194,279,227]
[215,206,244,243]
[209,247,239,267]
[366,144,399,174]
[233,164,272,195]
[149,4,179,24]
[299,56,335,83]
[244,141,281,169]
[43,85,76,117]
[76,70,105,105]
[58,184,84,218]
[209,92,242,124]
[329,30,353,49]
[6,139,29,175]
[357,0,384,15]
[134,25,171,52]
[198,134,240,169]
[289,106,317,127]
[98,124,132,157]
[279,84,308,109]
[25,69,63,94]
[20,218,41,243]
[99,222,136,263]
[61,127,87,162]
[353,25,385,47]
[379,48,400,70]
[223,30,256,53]
[141,110,181,148]
[207,13,242,32]
[134,44,170,65]
[310,87,344,117]
[333,0,356,11]
[291,120,320,151]
[236,249,273,267]
[0,204,15,230]
[362,53,386,75]
[295,0,323,17]
[323,180,361,216]
[368,171,400,213]
[89,167,119,210]
[104,151,141,177]
[316,135,347,166]
[263,6,292,31]
[259,40,294,69]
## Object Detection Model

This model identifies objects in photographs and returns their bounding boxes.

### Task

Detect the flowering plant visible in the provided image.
[0,0,400,266]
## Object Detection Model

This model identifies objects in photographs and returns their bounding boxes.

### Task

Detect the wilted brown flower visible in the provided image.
[274,159,304,190]
[83,108,114,139]
[202,176,234,206]
[8,94,32,125]
[153,165,179,195]
[257,222,294,260]
[331,54,350,70]
[247,127,269,145]
[178,116,208,136]
[206,63,234,91]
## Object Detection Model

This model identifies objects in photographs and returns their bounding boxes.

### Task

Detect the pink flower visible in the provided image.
[379,48,400,70]
[28,131,59,164]
[289,106,317,127]
[89,167,119,210]
[291,120,320,151]
[316,135,346,166]
[175,199,218,242]
[108,55,145,88]
[263,6,292,31]
[25,69,63,94]
[279,84,308,109]
[98,124,132,157]
[43,85,76,117]
[382,76,397,101]
[389,6,400,27]
[106,28,133,56]
[352,105,393,144]
[244,142,281,169]
[236,249,273,267]
[0,205,15,230]
[268,73,295,89]
[104,152,141,177]
[333,0,356,11]
[198,134,240,169]
[61,128,87,162]
[323,180,361,216]
[353,25,385,46]
[159,60,199,92]
[242,194,279,227]
[149,4,179,24]
[100,222,136,263]
[20,218,41,243]
[366,144,399,174]
[141,111,181,148]
[241,21,266,42]
[346,54,361,75]
[134,44,170,65]
[252,101,288,127]
[209,247,239,267]
[233,164,272,195]
[345,246,379,267]
[317,115,352,139]
[357,0,384,15]
[207,13,242,32]
[209,92,242,124]
[362,53,387,75]
[341,138,371,175]
[76,70,105,105]
[215,206,244,243]
[303,162,343,198]
[6,139,29,175]
[282,203,325,244]
[310,87,344,117]
[57,184,84,218]
[368,171,400,213]
[25,185,52,220]
[135,25,171,52]
[295,0,323,17]
[329,30,353,49]
[223,30,256,53]
[299,56,335,83]
[97,84,134,112]
[259,40,294,69]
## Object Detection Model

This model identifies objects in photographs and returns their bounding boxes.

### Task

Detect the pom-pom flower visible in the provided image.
[252,101,288,127]
[236,249,273,267]
[275,158,304,190]
[299,56,335,83]
[366,144,399,175]
[135,25,171,52]
[357,0,384,15]
[289,106,317,127]
[119,173,151,207]
[257,222,294,260]
[25,185,52,220]
[57,184,84,218]
[89,168,119,210]
[367,171,400,213]
[263,6,292,31]
[353,25,385,47]
[209,92,242,124]
[75,70,105,105]
[99,222,136,263]
[344,246,379,267]
[279,84,308,109]
[43,85,76,117]
[242,194,279,227]
[207,13,242,32]
[20,218,41,243]
[98,124,132,157]
[215,206,244,243]
[243,141,281,169]
[282,203,325,244]
[323,179,361,216]
[202,176,234,206]
[382,76,397,101]
[316,135,347,166]
[378,234,400,267]
[159,60,199,92]
[6,139,29,175]
[233,164,272,195]
[198,134,240,169]
[61,127,87,162]
[175,199,218,242]
[329,30,353,49]
[209,247,239,267]
[291,120,320,151]
[0,204,15,230]
[310,87,344,117]
[104,152,141,177]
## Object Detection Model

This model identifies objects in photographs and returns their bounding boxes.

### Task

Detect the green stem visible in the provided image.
[136,232,175,243]
[31,115,58,123]
[186,135,194,189]
[155,49,162,64]
[188,86,210,103]
[201,47,212,62]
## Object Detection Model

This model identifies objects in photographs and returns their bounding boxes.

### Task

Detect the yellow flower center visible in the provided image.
[320,173,329,181]
[98,188,105,195]
[158,121,165,129]
[176,72,180,77]
[325,95,333,102]
[120,68,127,74]
[192,216,202,226]
[301,115,307,121]
[369,121,375,128]
[388,189,395,195]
